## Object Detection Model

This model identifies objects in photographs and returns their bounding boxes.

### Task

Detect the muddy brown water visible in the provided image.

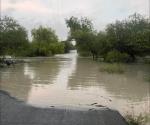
[0,50,150,116]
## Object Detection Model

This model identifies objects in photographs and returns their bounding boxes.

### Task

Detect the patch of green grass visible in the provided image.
[125,114,149,125]
[146,77,150,82]
[144,76,150,83]
[99,63,124,74]
[144,58,150,64]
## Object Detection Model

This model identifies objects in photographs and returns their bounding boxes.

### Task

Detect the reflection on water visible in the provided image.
[24,63,35,79]
[0,50,150,115]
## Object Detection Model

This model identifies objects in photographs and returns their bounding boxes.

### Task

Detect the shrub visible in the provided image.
[49,42,64,54]
[143,57,150,64]
[25,42,52,57]
[145,76,150,83]
[104,50,130,63]
[125,114,149,125]
[99,63,124,74]
[148,77,150,82]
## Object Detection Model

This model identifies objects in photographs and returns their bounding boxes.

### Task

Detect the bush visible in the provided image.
[99,63,124,74]
[125,114,149,125]
[104,50,130,63]
[62,41,75,53]
[148,77,150,82]
[143,57,150,64]
[144,76,150,83]
[26,42,52,57]
[49,42,64,54]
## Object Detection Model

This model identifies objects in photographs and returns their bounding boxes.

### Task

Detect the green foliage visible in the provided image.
[125,114,148,125]
[143,57,150,64]
[96,32,109,56]
[49,42,64,54]
[0,17,65,57]
[66,16,100,59]
[27,42,52,56]
[31,26,58,43]
[0,16,29,56]
[66,16,93,40]
[66,13,150,62]
[27,41,64,57]
[104,50,131,63]
[147,77,150,82]
[147,78,150,82]
[144,75,150,83]
[99,63,124,74]
[1,13,149,59]
[29,26,64,56]
[106,13,150,61]
[62,41,75,53]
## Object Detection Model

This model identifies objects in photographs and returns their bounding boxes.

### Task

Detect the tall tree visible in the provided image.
[31,26,58,43]
[31,26,64,56]
[106,13,150,61]
[0,16,29,55]
[66,16,98,59]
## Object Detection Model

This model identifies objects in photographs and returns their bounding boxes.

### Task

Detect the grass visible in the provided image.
[146,77,150,82]
[144,76,150,83]
[125,114,149,125]
[144,58,150,64]
[99,63,125,74]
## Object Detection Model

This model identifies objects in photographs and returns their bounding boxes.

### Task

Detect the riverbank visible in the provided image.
[0,90,127,125]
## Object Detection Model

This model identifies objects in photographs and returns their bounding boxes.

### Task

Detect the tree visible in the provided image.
[66,16,93,37]
[62,41,75,53]
[30,26,64,56]
[125,13,150,58]
[31,26,58,43]
[66,16,99,59]
[0,16,29,56]
[66,13,149,62]
[106,13,150,61]
[96,31,109,57]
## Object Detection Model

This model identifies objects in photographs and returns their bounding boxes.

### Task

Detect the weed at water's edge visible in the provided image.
[125,114,149,125]
[143,75,150,83]
[99,63,124,74]
[146,77,150,82]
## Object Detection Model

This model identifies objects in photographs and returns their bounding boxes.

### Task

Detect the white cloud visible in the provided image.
[2,0,55,14]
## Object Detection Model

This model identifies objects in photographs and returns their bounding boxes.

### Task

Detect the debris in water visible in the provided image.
[50,106,55,108]
[91,103,98,105]
[95,105,105,107]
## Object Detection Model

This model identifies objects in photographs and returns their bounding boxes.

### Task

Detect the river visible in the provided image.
[0,50,150,116]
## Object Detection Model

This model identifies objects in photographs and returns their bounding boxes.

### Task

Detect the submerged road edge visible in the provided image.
[0,90,128,125]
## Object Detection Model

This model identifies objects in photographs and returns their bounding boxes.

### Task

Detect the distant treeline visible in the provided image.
[0,13,150,62]
[66,13,150,62]
[0,16,74,57]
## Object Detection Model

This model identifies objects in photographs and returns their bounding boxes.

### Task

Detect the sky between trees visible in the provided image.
[1,0,149,40]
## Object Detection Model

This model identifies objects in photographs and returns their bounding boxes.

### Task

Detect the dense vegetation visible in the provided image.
[0,13,149,62]
[0,16,73,57]
[66,13,150,62]
[125,114,149,125]
[28,26,65,56]
[0,16,29,56]
[99,63,124,74]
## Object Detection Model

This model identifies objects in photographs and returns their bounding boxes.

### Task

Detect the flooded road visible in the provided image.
[0,50,150,115]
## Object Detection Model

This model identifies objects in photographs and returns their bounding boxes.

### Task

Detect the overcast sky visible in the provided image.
[1,0,149,40]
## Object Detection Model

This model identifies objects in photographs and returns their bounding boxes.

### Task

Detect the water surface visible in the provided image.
[0,50,150,115]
